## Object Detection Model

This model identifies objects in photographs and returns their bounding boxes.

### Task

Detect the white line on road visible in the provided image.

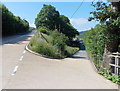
[11,66,19,76]
[23,50,26,54]
[19,56,24,61]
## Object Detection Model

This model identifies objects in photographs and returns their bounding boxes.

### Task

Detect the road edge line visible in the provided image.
[25,45,64,60]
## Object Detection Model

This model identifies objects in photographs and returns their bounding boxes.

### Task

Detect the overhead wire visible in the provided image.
[70,0,99,18]
[70,0,85,18]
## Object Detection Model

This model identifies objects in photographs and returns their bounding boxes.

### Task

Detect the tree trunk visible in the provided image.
[102,37,119,70]
[101,1,120,71]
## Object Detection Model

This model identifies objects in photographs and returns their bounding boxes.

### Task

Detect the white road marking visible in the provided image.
[11,66,19,76]
[23,50,26,54]
[19,56,24,61]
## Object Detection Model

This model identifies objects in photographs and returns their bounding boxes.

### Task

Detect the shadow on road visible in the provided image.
[1,31,34,45]
[69,56,87,59]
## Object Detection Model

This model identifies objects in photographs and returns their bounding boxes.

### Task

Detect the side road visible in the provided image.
[1,31,118,89]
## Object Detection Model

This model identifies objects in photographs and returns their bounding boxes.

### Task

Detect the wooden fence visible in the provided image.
[109,52,120,76]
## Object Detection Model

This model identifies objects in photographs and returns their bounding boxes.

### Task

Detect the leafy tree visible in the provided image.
[84,24,106,70]
[35,4,60,30]
[60,15,70,24]
[1,4,29,36]
[35,4,79,39]
[88,1,120,69]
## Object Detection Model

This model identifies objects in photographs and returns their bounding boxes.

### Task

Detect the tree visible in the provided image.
[35,4,60,30]
[1,4,29,36]
[35,4,79,40]
[60,15,70,24]
[88,1,120,69]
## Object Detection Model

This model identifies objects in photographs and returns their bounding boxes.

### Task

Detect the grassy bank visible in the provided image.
[28,28,79,58]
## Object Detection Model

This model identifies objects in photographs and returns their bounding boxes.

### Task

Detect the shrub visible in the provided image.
[50,30,68,54]
[65,46,79,56]
[84,24,106,70]
[84,24,120,84]
[2,4,29,36]
[37,27,50,35]
[29,35,61,58]
[29,29,79,58]
[98,71,120,84]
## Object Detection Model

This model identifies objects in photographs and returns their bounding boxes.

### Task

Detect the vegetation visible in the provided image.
[84,1,120,84]
[84,24,106,69]
[88,2,120,68]
[98,69,120,84]
[79,31,87,40]
[28,4,80,58]
[1,4,29,36]
[29,27,79,58]
[35,4,79,40]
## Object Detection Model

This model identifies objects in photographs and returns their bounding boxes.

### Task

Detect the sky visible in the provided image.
[3,2,99,32]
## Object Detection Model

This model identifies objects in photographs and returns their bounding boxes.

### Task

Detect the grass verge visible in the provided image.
[28,31,79,58]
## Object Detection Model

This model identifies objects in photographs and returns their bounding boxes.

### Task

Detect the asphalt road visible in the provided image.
[1,31,118,89]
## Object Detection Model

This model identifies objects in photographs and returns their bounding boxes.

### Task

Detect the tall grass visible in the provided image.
[28,29,79,58]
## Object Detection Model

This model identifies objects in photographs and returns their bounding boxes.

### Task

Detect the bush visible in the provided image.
[98,70,120,84]
[37,27,50,35]
[84,24,120,84]
[50,30,68,54]
[84,24,106,70]
[29,29,79,58]
[29,34,61,58]
[65,46,79,56]
[2,4,29,36]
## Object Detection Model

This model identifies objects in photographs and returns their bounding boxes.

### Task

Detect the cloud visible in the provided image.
[78,28,91,32]
[70,18,88,25]
[69,18,98,32]
[29,23,36,28]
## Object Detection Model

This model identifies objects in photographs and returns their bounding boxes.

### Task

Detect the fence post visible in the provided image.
[109,52,120,76]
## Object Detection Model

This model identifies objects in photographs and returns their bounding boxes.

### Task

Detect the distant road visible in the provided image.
[1,31,118,89]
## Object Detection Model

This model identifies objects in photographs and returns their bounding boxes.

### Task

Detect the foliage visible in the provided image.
[29,34,61,58]
[35,4,79,39]
[88,1,120,48]
[1,4,29,36]
[65,46,79,56]
[50,30,68,55]
[29,28,79,58]
[84,24,120,84]
[84,24,106,69]
[98,69,120,84]
[35,4,59,30]
[37,27,50,35]
[85,2,120,84]
[60,15,70,24]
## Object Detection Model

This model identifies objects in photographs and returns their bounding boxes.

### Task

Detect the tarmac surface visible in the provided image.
[1,31,118,89]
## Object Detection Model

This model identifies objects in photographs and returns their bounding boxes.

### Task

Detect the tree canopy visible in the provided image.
[85,1,120,72]
[88,2,120,33]
[35,4,79,39]
[88,1,120,52]
[1,4,29,36]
